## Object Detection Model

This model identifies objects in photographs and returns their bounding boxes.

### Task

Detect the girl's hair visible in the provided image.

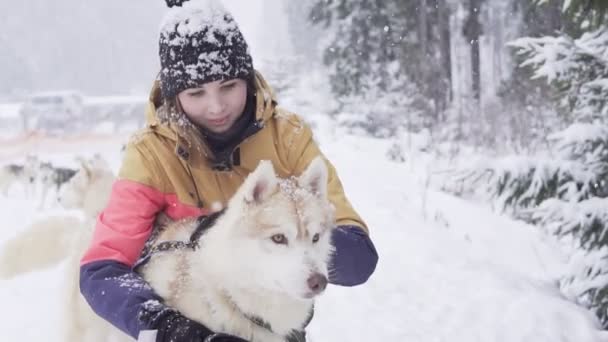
[157,75,256,127]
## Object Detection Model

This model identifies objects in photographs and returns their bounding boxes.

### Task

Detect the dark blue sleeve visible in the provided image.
[80,260,164,339]
[329,225,378,286]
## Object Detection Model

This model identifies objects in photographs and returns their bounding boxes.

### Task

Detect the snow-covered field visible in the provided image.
[0,113,607,341]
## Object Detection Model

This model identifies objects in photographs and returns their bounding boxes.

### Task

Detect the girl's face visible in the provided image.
[177,78,248,134]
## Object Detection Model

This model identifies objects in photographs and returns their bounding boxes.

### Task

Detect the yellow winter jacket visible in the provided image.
[119,71,366,232]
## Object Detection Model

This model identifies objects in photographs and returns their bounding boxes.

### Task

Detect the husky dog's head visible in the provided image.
[38,162,55,184]
[202,157,336,300]
[58,157,114,218]
[22,155,40,183]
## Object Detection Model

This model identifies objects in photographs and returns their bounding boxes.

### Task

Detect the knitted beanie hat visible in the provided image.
[159,0,254,98]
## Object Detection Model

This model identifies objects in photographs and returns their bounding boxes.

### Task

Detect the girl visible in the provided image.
[80,1,378,341]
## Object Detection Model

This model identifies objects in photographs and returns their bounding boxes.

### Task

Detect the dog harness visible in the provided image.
[225,296,314,342]
[133,211,224,270]
[134,211,314,341]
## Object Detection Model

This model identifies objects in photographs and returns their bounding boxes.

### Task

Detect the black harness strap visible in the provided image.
[134,210,225,270]
[135,209,313,342]
[227,295,314,342]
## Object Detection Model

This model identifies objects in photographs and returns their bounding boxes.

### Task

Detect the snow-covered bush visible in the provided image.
[480,25,608,326]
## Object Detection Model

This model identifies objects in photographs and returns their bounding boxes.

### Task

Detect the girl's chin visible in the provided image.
[198,119,232,133]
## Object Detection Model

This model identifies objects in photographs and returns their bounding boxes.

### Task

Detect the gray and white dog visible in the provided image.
[38,162,78,208]
[0,155,40,197]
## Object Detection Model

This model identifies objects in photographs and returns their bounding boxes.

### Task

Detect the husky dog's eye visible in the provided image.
[271,234,288,245]
[312,233,320,243]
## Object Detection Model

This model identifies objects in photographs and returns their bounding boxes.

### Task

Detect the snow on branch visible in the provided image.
[508,28,608,122]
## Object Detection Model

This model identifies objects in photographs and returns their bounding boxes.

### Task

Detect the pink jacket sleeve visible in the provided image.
[80,179,166,267]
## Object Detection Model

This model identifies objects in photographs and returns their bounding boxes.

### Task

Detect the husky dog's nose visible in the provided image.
[307,273,327,294]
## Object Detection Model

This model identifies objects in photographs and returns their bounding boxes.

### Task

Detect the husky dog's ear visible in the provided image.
[76,157,93,180]
[243,160,277,204]
[299,156,328,197]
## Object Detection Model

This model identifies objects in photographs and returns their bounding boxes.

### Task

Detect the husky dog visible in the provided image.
[39,152,112,209]
[138,157,336,342]
[38,162,77,207]
[0,156,118,340]
[58,156,114,218]
[0,157,115,280]
[45,164,78,190]
[0,155,39,197]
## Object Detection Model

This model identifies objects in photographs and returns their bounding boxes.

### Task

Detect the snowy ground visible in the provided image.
[1,114,607,341]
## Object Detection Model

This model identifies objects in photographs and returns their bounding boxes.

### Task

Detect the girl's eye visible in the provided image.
[188,90,205,97]
[271,234,288,245]
[312,233,320,243]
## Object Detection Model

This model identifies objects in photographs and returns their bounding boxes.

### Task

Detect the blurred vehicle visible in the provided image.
[20,91,84,134]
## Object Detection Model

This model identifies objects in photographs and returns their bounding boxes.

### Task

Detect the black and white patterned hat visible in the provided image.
[159,0,254,98]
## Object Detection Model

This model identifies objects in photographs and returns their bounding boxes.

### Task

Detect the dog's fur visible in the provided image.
[2,156,334,342]
[0,155,40,197]
[138,157,336,342]
[57,156,114,218]
[0,156,115,281]
[40,163,78,191]
[48,157,122,341]
[38,153,110,208]
[0,216,83,280]
[38,162,77,208]
[60,225,132,342]
[0,155,122,341]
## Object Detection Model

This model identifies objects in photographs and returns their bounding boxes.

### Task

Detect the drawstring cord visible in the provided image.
[185,163,203,208]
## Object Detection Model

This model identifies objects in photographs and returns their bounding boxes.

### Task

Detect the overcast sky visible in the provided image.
[0,0,293,98]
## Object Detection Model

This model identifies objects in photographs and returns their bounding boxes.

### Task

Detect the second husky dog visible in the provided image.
[0,155,39,197]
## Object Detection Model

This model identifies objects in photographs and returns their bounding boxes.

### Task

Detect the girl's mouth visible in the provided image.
[209,116,229,126]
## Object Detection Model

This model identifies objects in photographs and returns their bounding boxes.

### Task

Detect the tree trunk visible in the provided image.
[418,0,429,55]
[464,0,482,103]
[438,0,452,113]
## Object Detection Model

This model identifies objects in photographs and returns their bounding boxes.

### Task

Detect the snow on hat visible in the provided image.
[159,0,254,98]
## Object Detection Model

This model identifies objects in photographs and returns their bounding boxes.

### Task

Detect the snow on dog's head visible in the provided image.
[202,157,336,300]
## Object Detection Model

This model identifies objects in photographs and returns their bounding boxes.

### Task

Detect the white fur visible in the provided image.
[58,156,114,218]
[60,224,132,342]
[0,216,82,280]
[0,155,39,197]
[0,157,120,341]
[0,157,116,280]
[140,157,336,342]
[21,156,333,342]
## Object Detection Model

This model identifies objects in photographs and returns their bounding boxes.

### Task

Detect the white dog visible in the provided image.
[0,156,115,280]
[36,154,111,209]
[0,154,120,341]
[138,157,336,342]
[13,157,333,342]
[54,156,122,341]
[57,155,114,218]
[0,155,40,197]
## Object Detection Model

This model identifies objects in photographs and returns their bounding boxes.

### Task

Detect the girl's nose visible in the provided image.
[207,95,224,115]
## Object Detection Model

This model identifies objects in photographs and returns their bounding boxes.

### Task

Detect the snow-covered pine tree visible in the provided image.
[458,24,608,208]
[532,123,608,326]
[510,29,608,123]
[536,0,608,31]
[488,23,608,325]
[309,0,407,97]
[495,0,565,153]
[307,0,450,137]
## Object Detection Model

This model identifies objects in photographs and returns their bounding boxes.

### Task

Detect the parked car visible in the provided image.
[20,91,84,134]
